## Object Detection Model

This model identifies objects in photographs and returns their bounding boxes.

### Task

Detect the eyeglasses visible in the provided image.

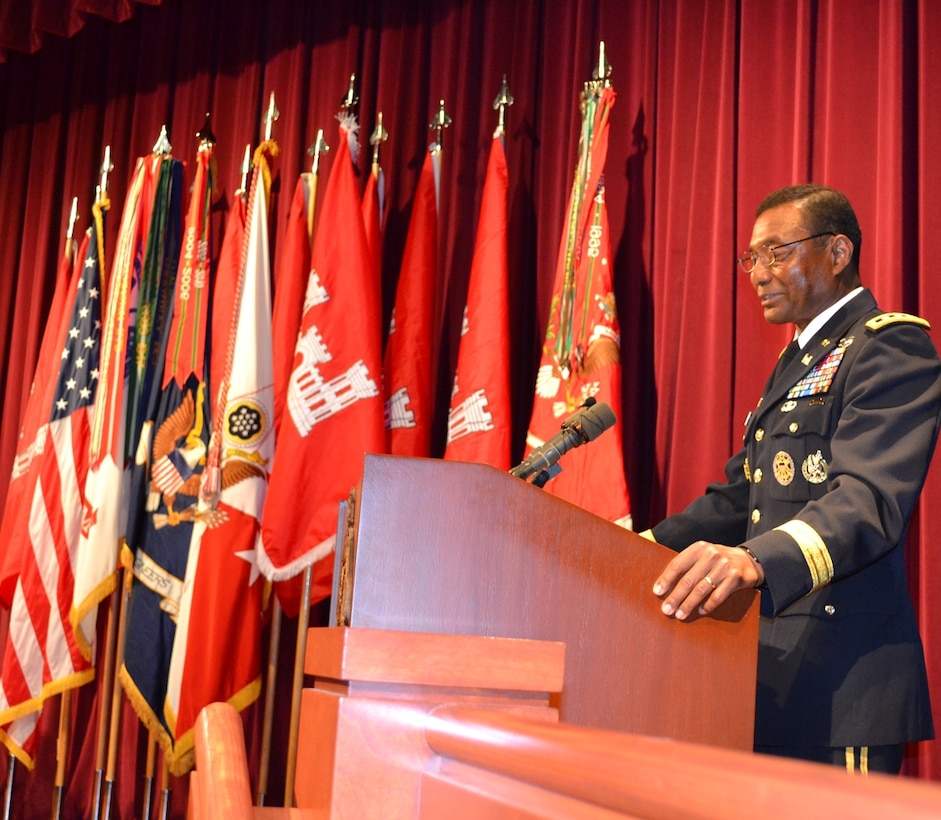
[737,232,835,274]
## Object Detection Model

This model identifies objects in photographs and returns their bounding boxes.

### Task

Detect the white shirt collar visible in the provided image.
[796,287,864,348]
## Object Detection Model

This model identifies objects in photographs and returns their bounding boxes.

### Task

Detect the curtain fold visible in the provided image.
[2,0,941,813]
[0,0,162,61]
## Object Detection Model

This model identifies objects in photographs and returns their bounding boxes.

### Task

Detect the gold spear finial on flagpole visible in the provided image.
[196,112,217,150]
[264,92,279,142]
[308,128,329,176]
[429,98,452,151]
[340,73,359,112]
[236,144,252,198]
[591,40,612,90]
[305,129,329,240]
[493,75,514,137]
[99,145,113,197]
[152,125,172,156]
[370,112,388,167]
[66,196,79,240]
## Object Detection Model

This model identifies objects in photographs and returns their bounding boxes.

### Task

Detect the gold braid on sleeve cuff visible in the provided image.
[773,519,834,591]
[638,529,658,543]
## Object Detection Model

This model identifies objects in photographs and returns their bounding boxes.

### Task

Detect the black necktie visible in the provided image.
[773,339,800,384]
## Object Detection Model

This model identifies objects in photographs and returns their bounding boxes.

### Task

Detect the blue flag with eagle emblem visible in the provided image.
[119,143,213,755]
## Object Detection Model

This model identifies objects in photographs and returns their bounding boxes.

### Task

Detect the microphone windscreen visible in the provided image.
[580,401,617,441]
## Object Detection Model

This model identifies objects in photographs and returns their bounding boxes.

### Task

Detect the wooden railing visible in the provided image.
[190,698,941,820]
[421,705,941,819]
[188,627,941,819]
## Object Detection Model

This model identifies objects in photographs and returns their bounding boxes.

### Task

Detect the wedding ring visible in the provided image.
[704,576,716,588]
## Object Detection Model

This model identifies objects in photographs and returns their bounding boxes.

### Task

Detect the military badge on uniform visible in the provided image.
[773,451,795,485]
[781,400,797,413]
[802,450,829,484]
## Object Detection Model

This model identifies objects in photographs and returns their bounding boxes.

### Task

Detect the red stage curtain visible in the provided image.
[2,0,941,816]
[0,0,162,61]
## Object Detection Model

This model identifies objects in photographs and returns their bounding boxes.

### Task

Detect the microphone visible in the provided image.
[509,398,617,481]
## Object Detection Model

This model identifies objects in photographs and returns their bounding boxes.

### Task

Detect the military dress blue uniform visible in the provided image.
[652,288,941,752]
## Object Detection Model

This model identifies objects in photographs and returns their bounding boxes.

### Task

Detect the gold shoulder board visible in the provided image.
[866,312,931,331]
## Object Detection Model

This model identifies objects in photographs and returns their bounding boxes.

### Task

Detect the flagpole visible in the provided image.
[158,756,171,820]
[253,119,289,802]
[101,565,132,820]
[49,191,84,820]
[2,755,12,820]
[136,733,154,819]
[93,139,132,820]
[91,579,120,820]
[255,593,280,806]
[255,95,289,807]
[85,148,119,820]
[51,689,73,819]
[283,564,312,807]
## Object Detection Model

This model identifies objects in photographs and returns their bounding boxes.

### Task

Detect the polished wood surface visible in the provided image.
[305,625,565,692]
[335,454,759,750]
[294,627,564,816]
[189,702,256,820]
[421,705,941,819]
[190,628,941,819]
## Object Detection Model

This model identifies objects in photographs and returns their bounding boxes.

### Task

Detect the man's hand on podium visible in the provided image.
[652,541,764,620]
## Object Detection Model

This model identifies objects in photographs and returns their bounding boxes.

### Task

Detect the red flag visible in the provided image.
[443,134,512,469]
[163,147,274,775]
[522,85,631,527]
[272,173,313,434]
[362,159,386,288]
[0,201,106,767]
[0,225,81,606]
[260,116,385,608]
[384,148,439,456]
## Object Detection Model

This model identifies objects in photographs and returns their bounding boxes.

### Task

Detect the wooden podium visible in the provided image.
[330,453,759,750]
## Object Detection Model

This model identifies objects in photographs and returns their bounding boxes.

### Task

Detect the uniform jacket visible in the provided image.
[652,289,941,747]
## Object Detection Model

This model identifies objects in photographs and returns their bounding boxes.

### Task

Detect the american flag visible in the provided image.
[53,233,104,417]
[0,204,105,767]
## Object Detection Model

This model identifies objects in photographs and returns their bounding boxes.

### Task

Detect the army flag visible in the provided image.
[383,147,439,456]
[260,115,385,608]
[522,83,631,527]
[71,154,166,658]
[162,144,274,775]
[0,203,106,767]
[443,133,511,469]
[118,145,209,754]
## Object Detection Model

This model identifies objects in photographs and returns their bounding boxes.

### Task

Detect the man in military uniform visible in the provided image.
[646,184,941,774]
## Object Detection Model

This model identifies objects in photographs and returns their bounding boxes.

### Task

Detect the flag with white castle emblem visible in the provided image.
[384,146,439,456]
[444,132,511,468]
[260,114,385,606]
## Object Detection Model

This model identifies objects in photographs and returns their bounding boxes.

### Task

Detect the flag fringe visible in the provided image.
[162,674,262,777]
[0,667,96,730]
[256,535,335,583]
[69,570,120,662]
[0,727,36,771]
